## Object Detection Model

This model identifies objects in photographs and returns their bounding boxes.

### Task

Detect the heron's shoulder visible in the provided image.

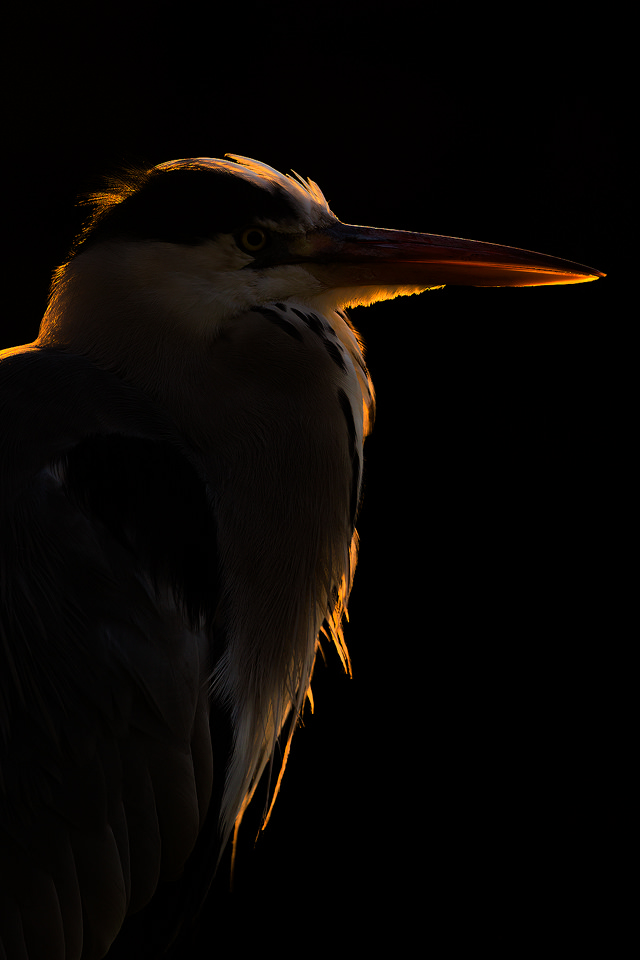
[0,346,191,481]
[0,345,218,626]
[0,345,172,429]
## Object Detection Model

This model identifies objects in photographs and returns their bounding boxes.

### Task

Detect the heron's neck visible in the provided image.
[38,247,224,427]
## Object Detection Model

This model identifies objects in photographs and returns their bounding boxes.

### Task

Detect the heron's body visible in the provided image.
[0,156,602,958]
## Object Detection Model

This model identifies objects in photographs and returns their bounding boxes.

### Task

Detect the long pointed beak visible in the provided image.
[299,221,605,288]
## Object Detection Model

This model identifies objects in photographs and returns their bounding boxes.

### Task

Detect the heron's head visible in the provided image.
[39,154,604,362]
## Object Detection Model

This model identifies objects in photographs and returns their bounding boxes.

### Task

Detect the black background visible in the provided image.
[3,5,628,955]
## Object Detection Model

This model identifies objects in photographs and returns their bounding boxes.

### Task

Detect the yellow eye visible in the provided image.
[240,228,267,252]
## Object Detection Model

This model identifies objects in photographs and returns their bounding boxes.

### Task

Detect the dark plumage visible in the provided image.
[0,155,602,959]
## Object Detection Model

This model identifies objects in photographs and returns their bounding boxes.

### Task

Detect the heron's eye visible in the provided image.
[239,228,268,253]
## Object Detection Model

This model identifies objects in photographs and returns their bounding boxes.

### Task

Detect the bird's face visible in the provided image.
[40,155,603,355]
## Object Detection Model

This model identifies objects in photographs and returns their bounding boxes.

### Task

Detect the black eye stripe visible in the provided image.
[76,166,299,250]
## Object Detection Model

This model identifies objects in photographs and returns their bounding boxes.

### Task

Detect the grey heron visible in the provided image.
[0,155,603,958]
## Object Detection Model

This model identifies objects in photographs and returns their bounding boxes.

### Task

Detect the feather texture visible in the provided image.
[0,350,220,957]
[1,296,372,957]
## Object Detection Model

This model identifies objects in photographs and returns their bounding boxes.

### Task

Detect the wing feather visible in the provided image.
[0,348,223,959]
